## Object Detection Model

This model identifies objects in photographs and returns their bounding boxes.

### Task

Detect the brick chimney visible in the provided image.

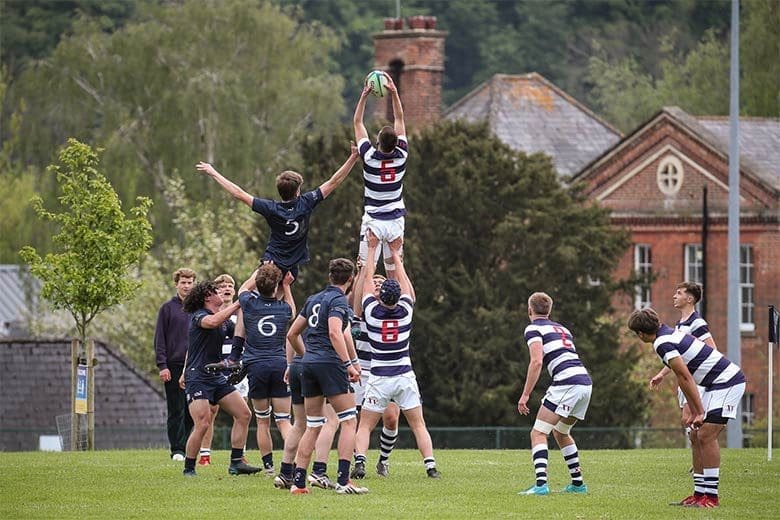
[372,16,447,129]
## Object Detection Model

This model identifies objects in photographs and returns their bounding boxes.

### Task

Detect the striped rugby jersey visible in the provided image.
[675,311,712,342]
[524,319,592,386]
[351,315,372,372]
[653,324,745,390]
[362,294,413,376]
[358,136,408,221]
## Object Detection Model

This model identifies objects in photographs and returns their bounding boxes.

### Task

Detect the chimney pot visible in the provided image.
[424,16,437,30]
[408,15,426,30]
[384,18,395,30]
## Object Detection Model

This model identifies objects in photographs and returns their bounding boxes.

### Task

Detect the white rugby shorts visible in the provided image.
[702,383,745,420]
[543,384,592,420]
[359,216,405,263]
[677,385,706,408]
[362,371,420,413]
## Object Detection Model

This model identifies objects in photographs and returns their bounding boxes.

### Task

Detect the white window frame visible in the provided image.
[657,156,684,195]
[740,245,755,332]
[685,244,704,313]
[634,244,652,310]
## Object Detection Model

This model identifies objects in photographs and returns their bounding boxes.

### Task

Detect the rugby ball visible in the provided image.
[365,70,389,98]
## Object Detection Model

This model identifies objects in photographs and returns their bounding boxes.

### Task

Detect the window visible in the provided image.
[740,245,755,331]
[634,244,652,309]
[685,244,703,313]
[657,156,684,195]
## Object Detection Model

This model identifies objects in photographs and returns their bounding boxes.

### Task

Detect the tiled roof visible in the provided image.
[689,112,780,192]
[0,265,38,337]
[444,73,622,177]
[0,339,166,450]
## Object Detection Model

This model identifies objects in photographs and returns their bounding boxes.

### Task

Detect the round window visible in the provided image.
[656,156,684,195]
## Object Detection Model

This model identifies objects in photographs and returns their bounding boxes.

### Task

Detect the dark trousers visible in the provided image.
[164,364,193,455]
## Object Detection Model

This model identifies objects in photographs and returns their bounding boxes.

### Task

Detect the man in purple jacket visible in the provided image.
[155,267,197,460]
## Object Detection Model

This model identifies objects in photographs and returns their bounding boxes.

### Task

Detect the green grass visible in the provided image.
[1,449,778,519]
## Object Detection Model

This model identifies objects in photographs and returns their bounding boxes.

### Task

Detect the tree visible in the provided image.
[19,138,152,344]
[587,0,779,131]
[9,0,346,241]
[296,121,647,429]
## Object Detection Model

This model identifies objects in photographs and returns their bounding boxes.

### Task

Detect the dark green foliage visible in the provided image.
[297,121,646,427]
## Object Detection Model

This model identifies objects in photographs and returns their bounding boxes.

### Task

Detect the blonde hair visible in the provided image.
[528,292,553,316]
[213,273,235,286]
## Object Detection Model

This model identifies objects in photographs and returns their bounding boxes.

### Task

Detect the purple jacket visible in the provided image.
[154,295,190,370]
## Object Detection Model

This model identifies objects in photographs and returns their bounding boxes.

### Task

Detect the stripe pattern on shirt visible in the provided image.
[654,325,745,389]
[363,294,413,376]
[523,319,592,386]
[359,137,408,221]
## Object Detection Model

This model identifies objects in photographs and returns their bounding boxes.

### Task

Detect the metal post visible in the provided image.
[726,0,743,449]
[769,305,777,461]
[70,339,79,451]
[87,339,96,450]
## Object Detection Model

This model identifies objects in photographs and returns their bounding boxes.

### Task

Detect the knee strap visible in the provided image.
[306,416,326,428]
[254,407,272,420]
[337,407,357,423]
[533,419,556,435]
[553,421,573,435]
[273,412,291,423]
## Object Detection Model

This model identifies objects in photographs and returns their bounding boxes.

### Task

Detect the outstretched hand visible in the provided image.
[196,162,218,176]
[365,228,380,249]
[383,72,397,93]
[282,271,295,286]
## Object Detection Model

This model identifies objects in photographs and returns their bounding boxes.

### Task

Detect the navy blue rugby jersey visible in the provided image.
[299,285,350,364]
[239,290,292,365]
[251,188,323,269]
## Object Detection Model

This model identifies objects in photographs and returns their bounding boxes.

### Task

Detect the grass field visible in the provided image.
[1,448,778,519]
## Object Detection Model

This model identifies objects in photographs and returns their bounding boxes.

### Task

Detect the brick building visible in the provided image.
[573,107,780,426]
[371,18,779,428]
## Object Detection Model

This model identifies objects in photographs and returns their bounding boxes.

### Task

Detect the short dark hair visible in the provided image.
[182,281,217,313]
[377,126,398,153]
[676,282,702,304]
[256,263,282,297]
[328,258,355,286]
[627,308,661,335]
[276,170,303,201]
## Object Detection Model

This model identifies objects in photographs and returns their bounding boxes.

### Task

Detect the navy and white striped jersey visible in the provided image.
[675,311,712,342]
[299,285,350,364]
[362,294,413,376]
[358,136,408,221]
[653,324,745,390]
[239,291,291,365]
[251,188,323,270]
[523,319,592,387]
[351,315,372,372]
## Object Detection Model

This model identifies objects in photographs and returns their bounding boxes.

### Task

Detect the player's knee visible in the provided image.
[532,419,556,435]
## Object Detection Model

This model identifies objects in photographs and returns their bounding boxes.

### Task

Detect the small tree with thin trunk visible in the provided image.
[20,138,153,450]
[20,138,153,344]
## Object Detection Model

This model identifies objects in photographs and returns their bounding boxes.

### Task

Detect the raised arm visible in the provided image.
[319,142,359,199]
[199,300,241,329]
[388,236,414,302]
[352,258,366,317]
[362,229,379,301]
[353,84,372,143]
[280,271,296,318]
[384,73,405,137]
[238,268,259,295]
[196,162,253,207]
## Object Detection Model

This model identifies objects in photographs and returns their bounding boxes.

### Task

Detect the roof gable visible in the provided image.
[444,73,622,177]
[573,107,779,216]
